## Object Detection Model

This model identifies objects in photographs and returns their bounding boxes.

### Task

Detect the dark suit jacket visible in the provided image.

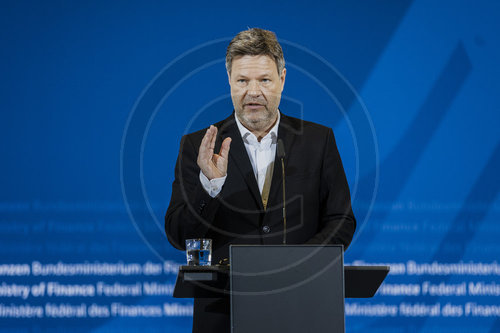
[165,112,356,333]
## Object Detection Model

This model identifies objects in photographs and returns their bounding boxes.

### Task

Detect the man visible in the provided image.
[165,28,356,333]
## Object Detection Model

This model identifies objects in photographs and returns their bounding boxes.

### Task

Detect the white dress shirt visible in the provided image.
[199,112,280,198]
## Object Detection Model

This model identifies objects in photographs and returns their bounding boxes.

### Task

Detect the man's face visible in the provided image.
[228,55,286,132]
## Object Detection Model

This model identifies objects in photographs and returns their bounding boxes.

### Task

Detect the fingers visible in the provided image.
[219,137,232,160]
[198,126,213,173]
[197,126,231,179]
[197,125,223,179]
[199,125,230,161]
[201,125,214,149]
[213,137,231,173]
[210,126,217,151]
[199,125,216,159]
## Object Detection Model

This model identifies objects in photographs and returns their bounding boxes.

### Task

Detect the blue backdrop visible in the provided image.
[1,0,499,332]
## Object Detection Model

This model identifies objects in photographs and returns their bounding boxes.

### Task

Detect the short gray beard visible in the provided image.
[236,108,277,132]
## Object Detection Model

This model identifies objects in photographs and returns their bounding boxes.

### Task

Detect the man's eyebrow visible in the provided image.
[235,73,273,79]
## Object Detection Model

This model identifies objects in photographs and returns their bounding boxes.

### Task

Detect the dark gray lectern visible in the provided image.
[173,245,389,333]
[230,245,345,333]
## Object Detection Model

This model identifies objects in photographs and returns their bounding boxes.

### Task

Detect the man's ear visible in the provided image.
[227,71,231,86]
[280,68,286,92]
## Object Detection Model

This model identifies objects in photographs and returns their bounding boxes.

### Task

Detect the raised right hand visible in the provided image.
[197,125,232,180]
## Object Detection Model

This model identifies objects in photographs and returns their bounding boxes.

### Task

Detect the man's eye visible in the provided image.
[237,79,246,83]
[261,79,270,83]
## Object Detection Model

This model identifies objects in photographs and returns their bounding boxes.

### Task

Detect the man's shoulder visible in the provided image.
[281,114,332,136]
[181,115,233,143]
[182,112,332,142]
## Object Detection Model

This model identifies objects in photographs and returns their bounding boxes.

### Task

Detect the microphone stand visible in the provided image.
[278,139,287,245]
[281,156,286,245]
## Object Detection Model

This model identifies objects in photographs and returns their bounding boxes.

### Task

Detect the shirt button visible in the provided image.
[262,225,270,233]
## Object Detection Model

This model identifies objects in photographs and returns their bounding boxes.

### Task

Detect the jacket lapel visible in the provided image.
[266,113,299,212]
[216,112,299,213]
[217,114,264,211]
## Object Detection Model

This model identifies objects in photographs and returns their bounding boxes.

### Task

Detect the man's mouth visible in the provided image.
[244,103,264,109]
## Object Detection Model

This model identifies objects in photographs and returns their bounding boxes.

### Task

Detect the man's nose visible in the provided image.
[247,81,262,97]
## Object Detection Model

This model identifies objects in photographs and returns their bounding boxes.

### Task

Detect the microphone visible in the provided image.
[277,139,285,159]
[277,139,287,244]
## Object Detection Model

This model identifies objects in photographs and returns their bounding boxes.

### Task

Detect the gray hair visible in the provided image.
[226,28,285,76]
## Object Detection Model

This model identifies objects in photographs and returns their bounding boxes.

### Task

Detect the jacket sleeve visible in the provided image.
[164,134,222,250]
[305,128,356,250]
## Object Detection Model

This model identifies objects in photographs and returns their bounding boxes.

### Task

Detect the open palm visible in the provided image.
[197,125,232,180]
